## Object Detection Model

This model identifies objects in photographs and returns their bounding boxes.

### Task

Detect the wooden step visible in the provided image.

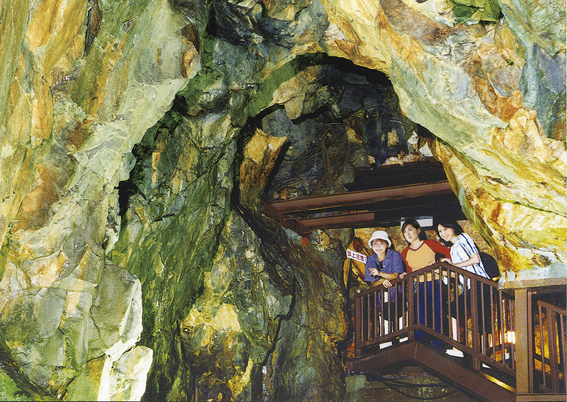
[345,341,515,402]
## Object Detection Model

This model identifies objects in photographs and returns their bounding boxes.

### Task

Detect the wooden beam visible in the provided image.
[300,212,376,229]
[516,394,567,401]
[295,203,465,231]
[346,159,447,191]
[294,192,460,216]
[261,202,283,224]
[264,181,453,213]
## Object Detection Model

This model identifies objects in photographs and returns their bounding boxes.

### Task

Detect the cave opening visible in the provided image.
[107,47,500,401]
[235,54,508,401]
[237,54,467,234]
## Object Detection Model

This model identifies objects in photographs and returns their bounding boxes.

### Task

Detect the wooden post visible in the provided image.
[355,294,362,358]
[408,277,415,340]
[471,279,480,370]
[515,288,531,395]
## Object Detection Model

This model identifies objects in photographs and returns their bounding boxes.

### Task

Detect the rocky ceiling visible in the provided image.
[0,0,565,400]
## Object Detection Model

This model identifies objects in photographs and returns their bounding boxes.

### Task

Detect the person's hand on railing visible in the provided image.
[382,279,393,288]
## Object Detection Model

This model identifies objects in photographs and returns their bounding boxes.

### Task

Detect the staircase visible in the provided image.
[344,262,566,402]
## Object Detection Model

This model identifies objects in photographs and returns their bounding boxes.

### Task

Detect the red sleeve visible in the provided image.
[401,247,412,272]
[425,240,451,262]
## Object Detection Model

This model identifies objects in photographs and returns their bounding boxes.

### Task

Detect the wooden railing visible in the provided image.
[353,262,566,398]
[355,263,516,376]
[531,298,566,395]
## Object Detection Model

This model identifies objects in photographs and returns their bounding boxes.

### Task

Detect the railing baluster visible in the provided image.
[393,284,402,331]
[355,294,361,357]
[447,268,453,341]
[471,278,480,369]
[454,270,461,344]
[527,291,533,394]
[547,307,559,392]
[480,282,486,354]
[464,275,469,348]
[561,314,566,394]
[401,281,406,329]
[416,276,422,328]
[432,269,436,333]
[425,273,429,329]
[500,290,507,368]
[374,290,379,340]
[380,289,385,337]
[365,294,372,341]
[408,276,415,340]
[539,303,546,389]
[509,297,516,370]
[438,267,443,335]
[490,287,496,361]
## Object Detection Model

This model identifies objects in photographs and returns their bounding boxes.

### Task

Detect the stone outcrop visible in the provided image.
[0,0,564,400]
[0,0,198,398]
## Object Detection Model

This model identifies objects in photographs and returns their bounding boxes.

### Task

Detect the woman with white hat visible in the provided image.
[365,230,404,287]
[365,230,404,337]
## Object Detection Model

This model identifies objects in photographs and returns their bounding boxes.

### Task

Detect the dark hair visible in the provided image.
[435,220,464,246]
[401,219,427,242]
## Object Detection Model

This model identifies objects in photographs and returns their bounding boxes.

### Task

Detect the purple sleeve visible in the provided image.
[390,251,404,274]
[365,254,377,281]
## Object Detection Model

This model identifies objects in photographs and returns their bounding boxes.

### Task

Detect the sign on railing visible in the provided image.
[346,249,367,263]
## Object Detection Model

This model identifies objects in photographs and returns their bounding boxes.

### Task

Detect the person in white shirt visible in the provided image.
[436,221,489,279]
[436,220,493,344]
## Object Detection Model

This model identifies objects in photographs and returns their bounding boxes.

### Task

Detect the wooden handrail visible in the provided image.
[354,262,515,374]
[355,261,498,298]
[352,262,566,399]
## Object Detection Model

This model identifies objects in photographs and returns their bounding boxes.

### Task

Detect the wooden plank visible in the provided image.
[264,181,453,213]
[300,212,375,229]
[297,200,465,230]
[346,342,516,402]
[516,394,567,401]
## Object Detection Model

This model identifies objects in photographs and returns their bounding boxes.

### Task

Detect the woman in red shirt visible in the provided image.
[401,219,451,272]
[400,219,451,348]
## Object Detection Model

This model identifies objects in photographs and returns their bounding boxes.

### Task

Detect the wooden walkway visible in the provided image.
[345,262,566,402]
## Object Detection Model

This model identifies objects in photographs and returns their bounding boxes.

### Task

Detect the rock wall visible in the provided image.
[0,0,197,398]
[0,0,564,400]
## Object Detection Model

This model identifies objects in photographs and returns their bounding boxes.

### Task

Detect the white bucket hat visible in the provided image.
[368,230,391,248]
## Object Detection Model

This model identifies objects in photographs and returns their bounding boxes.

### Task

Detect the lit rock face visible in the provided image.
[179,212,293,401]
[0,0,198,398]
[0,0,565,401]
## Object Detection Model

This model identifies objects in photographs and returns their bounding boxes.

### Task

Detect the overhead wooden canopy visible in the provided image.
[262,159,466,236]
